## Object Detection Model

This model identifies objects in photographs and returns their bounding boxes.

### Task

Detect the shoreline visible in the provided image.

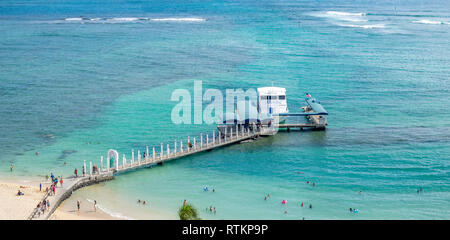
[0,176,175,220]
[0,176,121,220]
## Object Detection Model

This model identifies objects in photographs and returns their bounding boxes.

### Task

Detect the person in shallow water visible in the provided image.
[309,204,312,209]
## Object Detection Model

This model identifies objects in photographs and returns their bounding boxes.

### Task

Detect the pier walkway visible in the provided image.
[28,100,328,220]
[29,126,272,220]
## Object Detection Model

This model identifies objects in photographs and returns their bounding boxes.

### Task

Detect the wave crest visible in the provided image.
[337,23,385,29]
[325,11,366,17]
[412,19,449,25]
[63,17,206,23]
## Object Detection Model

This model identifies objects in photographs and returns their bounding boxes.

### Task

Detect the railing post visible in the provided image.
[236,125,239,139]
[160,143,163,159]
[132,149,135,165]
[200,133,203,149]
[123,154,126,168]
[90,161,92,176]
[206,134,209,147]
[194,137,196,149]
[180,140,183,153]
[100,156,103,172]
[138,150,141,165]
[146,146,149,162]
[153,147,156,161]
[174,140,177,155]
[167,144,170,158]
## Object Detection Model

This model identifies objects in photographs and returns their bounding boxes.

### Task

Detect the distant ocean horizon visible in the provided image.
[1,0,449,219]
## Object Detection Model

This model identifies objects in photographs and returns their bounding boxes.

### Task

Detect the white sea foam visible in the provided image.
[412,19,448,25]
[150,17,206,22]
[109,17,140,22]
[309,11,368,23]
[62,17,206,23]
[337,23,386,29]
[325,11,366,17]
[64,17,83,21]
[86,198,134,220]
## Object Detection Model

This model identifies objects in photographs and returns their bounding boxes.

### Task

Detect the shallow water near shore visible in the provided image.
[1,0,449,219]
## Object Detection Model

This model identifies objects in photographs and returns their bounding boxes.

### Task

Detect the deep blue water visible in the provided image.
[0,0,449,219]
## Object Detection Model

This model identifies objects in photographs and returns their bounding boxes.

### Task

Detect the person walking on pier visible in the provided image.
[60,177,63,187]
[74,168,78,178]
[39,183,42,192]
[94,200,97,212]
[77,200,80,214]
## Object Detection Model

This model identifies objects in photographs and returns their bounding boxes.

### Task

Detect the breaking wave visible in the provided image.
[308,10,368,22]
[325,11,366,17]
[412,19,449,25]
[337,23,386,29]
[307,10,390,30]
[62,17,206,23]
[150,17,206,22]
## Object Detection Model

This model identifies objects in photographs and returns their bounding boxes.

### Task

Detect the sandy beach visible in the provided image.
[0,181,45,220]
[0,178,118,220]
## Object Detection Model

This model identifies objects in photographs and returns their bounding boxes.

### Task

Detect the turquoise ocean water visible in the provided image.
[1,0,449,219]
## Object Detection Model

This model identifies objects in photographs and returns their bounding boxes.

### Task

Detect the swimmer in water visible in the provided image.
[309,204,312,209]
[312,182,316,187]
[306,181,309,184]
[301,202,304,207]
[350,208,353,212]
[137,199,141,204]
